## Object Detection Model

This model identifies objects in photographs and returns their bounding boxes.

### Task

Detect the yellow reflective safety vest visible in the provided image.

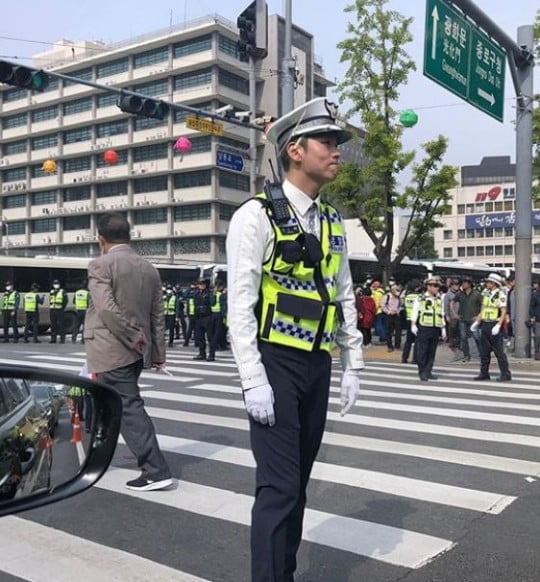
[418,293,443,327]
[24,292,38,313]
[2,291,17,310]
[211,291,222,314]
[163,295,176,315]
[255,191,345,352]
[372,288,385,314]
[50,289,64,309]
[75,289,89,310]
[187,297,195,316]
[404,293,419,321]
[481,289,503,322]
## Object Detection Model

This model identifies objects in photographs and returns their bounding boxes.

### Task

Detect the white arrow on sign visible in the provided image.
[478,88,495,106]
[431,5,440,60]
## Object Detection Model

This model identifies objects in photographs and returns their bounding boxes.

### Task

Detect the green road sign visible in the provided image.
[423,0,506,122]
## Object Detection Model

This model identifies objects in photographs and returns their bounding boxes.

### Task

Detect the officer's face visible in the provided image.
[291,134,341,184]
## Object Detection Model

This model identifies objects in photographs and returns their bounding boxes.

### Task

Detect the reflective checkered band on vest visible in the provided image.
[271,319,316,343]
[321,330,336,344]
[271,273,318,292]
[322,209,341,224]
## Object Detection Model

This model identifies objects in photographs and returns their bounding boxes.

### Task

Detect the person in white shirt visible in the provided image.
[226,97,364,582]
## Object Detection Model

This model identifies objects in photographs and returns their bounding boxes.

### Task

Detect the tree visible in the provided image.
[323,0,457,285]
[408,231,438,260]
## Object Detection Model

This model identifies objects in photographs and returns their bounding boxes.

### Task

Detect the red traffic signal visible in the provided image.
[0,61,49,92]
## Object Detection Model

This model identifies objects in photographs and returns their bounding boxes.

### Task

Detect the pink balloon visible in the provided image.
[174,137,192,154]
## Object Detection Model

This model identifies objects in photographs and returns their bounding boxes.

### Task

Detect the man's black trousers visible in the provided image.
[250,342,331,582]
[479,322,511,377]
[415,325,440,379]
[50,309,65,341]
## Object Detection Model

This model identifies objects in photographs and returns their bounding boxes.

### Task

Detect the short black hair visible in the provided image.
[97,213,130,243]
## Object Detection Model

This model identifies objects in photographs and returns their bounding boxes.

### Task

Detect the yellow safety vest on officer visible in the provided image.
[404,293,419,321]
[187,297,195,316]
[24,292,38,312]
[416,293,444,328]
[480,288,506,322]
[50,289,65,309]
[2,291,18,311]
[75,289,89,311]
[163,294,176,316]
[211,291,222,314]
[254,191,345,353]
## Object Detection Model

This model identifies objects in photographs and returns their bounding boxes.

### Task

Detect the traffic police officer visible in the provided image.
[183,283,197,347]
[471,273,512,381]
[49,279,67,343]
[23,283,43,343]
[411,277,446,381]
[226,97,363,582]
[192,278,212,360]
[207,282,225,362]
[72,283,90,344]
[401,280,421,364]
[163,285,177,348]
[2,281,20,343]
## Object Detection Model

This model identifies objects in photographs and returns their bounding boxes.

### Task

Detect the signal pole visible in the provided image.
[281,0,295,115]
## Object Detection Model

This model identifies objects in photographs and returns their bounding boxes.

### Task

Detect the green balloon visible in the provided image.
[399,109,418,128]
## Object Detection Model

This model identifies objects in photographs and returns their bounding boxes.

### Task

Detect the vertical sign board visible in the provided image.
[423,0,506,122]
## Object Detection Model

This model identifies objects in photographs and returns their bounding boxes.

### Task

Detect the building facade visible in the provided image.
[0,13,333,262]
[434,156,540,270]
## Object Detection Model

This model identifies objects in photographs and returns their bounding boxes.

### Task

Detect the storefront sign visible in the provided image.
[466,211,540,229]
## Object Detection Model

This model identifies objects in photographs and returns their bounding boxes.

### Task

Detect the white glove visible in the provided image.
[244,384,275,426]
[441,328,447,342]
[340,370,360,417]
[491,323,501,336]
[470,321,480,332]
[411,324,418,335]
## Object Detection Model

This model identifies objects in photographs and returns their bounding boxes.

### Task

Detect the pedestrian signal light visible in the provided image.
[0,61,50,92]
[117,94,170,120]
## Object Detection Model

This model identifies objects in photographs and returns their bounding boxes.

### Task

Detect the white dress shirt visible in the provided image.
[226,179,364,390]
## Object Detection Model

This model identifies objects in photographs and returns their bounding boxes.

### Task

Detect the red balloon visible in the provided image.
[103,149,119,165]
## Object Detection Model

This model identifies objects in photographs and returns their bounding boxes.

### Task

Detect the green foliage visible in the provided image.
[323,0,457,283]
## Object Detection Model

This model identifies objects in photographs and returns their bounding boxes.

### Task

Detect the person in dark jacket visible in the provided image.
[529,285,540,360]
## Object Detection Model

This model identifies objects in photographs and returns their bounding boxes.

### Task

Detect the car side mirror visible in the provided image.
[0,365,121,517]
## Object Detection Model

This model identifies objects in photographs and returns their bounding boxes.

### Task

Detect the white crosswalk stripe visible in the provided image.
[2,350,540,580]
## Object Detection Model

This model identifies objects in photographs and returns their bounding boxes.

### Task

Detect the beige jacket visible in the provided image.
[84,244,165,373]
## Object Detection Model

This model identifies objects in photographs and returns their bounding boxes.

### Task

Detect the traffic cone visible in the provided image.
[70,411,82,444]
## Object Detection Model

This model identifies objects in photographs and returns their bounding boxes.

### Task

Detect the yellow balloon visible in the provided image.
[41,159,57,173]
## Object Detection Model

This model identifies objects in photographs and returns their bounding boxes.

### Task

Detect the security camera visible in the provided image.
[215,104,234,116]
[235,110,251,122]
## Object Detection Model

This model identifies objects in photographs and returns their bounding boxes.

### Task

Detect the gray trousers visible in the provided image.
[97,359,170,480]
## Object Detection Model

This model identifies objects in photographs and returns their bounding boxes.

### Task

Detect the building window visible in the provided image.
[219,204,238,221]
[63,157,91,173]
[314,81,327,98]
[174,101,212,123]
[3,167,27,182]
[495,245,503,256]
[3,194,26,208]
[173,237,211,254]
[7,221,25,235]
[31,105,58,123]
[96,119,128,137]
[96,58,128,78]
[174,204,211,221]
[484,202,494,212]
[476,246,485,256]
[443,247,453,258]
[97,93,117,108]
[466,247,475,257]
[466,229,475,239]
[133,208,168,225]
[134,47,168,68]
[457,229,465,239]
[504,201,513,211]
[31,218,56,233]
[132,239,168,256]
[3,113,27,130]
[174,68,212,91]
[457,247,465,257]
[485,246,494,256]
[32,190,57,205]
[134,176,168,193]
[457,204,465,214]
[504,245,513,255]
[174,34,213,58]
[505,227,514,237]
[485,228,493,238]
[475,203,484,212]
[63,126,92,144]
[189,136,212,153]
[218,69,249,94]
[133,116,167,131]
[3,88,27,103]
[63,68,93,87]
[443,229,452,240]
[96,150,128,168]
[494,201,503,211]
[466,203,474,214]
[218,136,249,151]
[63,215,91,230]
[535,226,540,236]
[132,79,168,98]
[534,243,540,254]
[63,97,92,116]
[174,170,211,188]
[219,170,249,191]
[63,186,91,202]
[217,34,239,58]
[493,227,503,237]
[133,143,168,162]
[31,164,49,178]
[96,181,127,198]
[31,134,58,150]
[41,77,59,92]
[4,139,27,155]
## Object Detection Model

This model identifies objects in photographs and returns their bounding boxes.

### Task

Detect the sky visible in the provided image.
[0,0,538,172]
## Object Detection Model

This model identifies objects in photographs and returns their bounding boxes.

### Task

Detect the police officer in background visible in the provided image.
[207,281,226,362]
[411,277,446,381]
[72,282,90,344]
[49,279,67,343]
[226,97,363,582]
[163,285,177,348]
[23,283,43,343]
[183,282,197,347]
[471,273,512,382]
[174,284,187,342]
[401,279,421,364]
[192,278,212,360]
[2,281,20,343]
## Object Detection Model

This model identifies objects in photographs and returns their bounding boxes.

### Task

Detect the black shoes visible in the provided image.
[193,354,206,361]
[206,356,215,362]
[497,375,512,382]
[474,375,490,381]
[419,376,429,382]
[428,374,438,380]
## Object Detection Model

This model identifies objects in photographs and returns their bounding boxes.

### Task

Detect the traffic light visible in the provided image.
[0,61,50,92]
[237,0,268,62]
[117,94,170,120]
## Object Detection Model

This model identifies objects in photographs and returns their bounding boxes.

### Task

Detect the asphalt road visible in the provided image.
[1,341,540,582]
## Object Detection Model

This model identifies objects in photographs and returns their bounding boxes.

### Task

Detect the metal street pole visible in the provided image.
[514,25,534,358]
[249,55,258,196]
[281,0,295,115]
